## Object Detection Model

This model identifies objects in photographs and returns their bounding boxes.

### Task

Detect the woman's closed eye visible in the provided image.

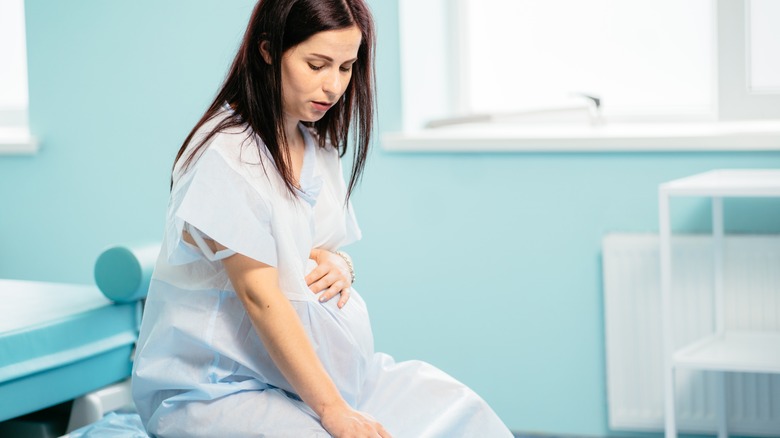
[309,63,353,73]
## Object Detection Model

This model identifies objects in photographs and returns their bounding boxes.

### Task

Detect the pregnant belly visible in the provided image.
[291,288,375,406]
[137,275,375,409]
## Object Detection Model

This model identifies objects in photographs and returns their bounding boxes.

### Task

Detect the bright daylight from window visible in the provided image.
[749,0,780,92]
[0,0,29,125]
[463,0,713,122]
[0,0,35,154]
[390,0,780,151]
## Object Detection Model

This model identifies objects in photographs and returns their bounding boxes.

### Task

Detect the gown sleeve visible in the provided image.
[164,147,278,267]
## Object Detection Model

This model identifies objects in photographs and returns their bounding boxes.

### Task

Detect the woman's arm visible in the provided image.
[220,250,390,438]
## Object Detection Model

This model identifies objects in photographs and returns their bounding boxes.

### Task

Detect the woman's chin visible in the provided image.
[303,113,327,123]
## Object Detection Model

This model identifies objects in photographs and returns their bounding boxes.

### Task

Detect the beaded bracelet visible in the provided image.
[334,250,355,285]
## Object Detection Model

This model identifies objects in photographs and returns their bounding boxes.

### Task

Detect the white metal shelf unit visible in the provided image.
[658,169,780,438]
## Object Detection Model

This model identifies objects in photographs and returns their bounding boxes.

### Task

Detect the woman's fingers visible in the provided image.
[321,406,390,438]
[305,263,329,288]
[306,250,353,307]
[335,283,350,308]
[307,262,351,289]
[377,423,392,438]
[313,276,352,308]
[308,270,335,294]
[319,280,346,303]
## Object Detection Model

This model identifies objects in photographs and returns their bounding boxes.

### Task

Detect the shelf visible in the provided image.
[660,168,780,438]
[660,169,780,197]
[673,331,780,373]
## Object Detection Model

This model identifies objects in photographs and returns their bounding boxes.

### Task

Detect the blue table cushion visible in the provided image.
[0,279,140,422]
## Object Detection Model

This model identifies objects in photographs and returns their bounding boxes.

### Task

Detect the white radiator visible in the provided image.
[603,233,780,436]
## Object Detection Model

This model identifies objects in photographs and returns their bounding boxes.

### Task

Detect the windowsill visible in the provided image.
[382,120,780,152]
[0,126,39,155]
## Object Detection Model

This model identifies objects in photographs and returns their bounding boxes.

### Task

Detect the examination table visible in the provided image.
[0,244,158,436]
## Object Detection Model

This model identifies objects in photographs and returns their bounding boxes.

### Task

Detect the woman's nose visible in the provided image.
[322,70,342,97]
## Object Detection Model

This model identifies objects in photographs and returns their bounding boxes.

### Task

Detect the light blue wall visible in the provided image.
[3,0,780,435]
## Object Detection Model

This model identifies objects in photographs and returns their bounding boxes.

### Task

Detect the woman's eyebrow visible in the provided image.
[310,53,358,63]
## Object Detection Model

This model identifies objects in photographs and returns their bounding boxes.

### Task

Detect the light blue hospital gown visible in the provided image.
[132,111,513,437]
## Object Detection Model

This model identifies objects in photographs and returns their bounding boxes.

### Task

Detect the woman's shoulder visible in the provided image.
[173,113,263,187]
[198,111,257,158]
[170,131,277,210]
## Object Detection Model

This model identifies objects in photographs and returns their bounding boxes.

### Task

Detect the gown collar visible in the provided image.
[295,124,323,207]
[221,103,323,207]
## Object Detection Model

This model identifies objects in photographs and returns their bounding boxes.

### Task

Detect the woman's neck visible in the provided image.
[282,117,306,187]
[283,118,305,153]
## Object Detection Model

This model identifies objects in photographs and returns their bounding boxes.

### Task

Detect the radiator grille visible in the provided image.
[603,234,780,436]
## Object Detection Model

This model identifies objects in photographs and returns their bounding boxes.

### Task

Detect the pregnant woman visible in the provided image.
[131,0,513,436]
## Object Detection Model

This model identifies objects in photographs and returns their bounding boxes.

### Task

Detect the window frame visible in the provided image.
[387,0,780,152]
[0,0,38,155]
[719,0,780,120]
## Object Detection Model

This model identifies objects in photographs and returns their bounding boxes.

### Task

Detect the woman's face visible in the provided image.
[278,26,362,124]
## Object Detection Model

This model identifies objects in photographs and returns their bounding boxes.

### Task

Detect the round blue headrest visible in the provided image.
[94,244,160,303]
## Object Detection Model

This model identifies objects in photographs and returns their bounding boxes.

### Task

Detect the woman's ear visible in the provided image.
[259,40,272,64]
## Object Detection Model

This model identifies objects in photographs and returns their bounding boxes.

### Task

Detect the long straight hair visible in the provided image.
[173,0,375,200]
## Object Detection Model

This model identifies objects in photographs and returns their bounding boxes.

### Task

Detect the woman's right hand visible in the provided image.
[321,405,392,438]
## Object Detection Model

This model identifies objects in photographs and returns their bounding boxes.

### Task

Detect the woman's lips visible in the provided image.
[312,101,333,112]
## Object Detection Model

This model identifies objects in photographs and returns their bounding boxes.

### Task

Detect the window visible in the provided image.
[0,0,36,154]
[460,0,714,121]
[390,0,780,151]
[747,0,780,93]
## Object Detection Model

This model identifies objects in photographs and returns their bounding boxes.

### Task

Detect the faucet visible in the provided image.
[572,92,604,126]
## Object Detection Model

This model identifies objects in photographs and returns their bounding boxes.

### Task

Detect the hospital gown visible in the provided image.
[131,110,513,437]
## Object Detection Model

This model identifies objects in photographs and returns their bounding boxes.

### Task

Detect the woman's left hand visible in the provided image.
[306,248,352,308]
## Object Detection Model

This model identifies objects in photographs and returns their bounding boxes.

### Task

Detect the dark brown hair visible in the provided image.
[173,0,375,199]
